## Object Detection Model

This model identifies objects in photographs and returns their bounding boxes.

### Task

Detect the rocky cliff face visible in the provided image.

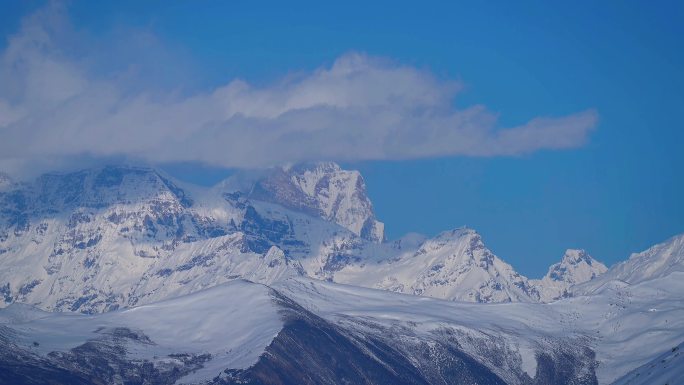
[247,162,385,243]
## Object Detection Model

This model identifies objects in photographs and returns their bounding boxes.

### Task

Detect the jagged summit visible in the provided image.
[2,161,683,312]
[0,164,682,385]
[531,249,607,302]
[548,249,606,282]
[231,161,385,243]
[332,226,542,303]
[0,162,388,312]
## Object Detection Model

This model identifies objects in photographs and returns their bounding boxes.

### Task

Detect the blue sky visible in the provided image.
[1,1,683,276]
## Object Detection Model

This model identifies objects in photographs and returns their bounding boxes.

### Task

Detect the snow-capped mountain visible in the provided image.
[531,249,607,302]
[0,163,545,311]
[332,228,542,303]
[0,166,307,312]
[0,277,599,385]
[0,162,677,315]
[611,341,683,385]
[573,233,684,296]
[0,280,286,385]
[0,162,683,384]
[243,162,385,242]
[0,163,397,312]
[2,270,682,385]
[277,270,684,385]
[554,271,684,384]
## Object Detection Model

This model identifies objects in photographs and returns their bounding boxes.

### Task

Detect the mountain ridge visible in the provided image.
[0,162,678,312]
[0,162,683,384]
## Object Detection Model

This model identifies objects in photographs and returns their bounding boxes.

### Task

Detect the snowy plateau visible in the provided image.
[0,163,682,385]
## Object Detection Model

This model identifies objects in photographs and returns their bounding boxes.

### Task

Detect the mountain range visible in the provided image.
[0,162,682,385]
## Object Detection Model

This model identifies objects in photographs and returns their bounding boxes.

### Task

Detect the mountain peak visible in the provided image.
[532,249,607,302]
[333,226,541,303]
[560,249,597,266]
[547,249,607,283]
[246,161,385,242]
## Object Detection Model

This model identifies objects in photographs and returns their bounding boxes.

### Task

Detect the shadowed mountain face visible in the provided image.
[0,281,600,385]
[218,297,512,385]
[221,292,599,385]
[610,341,684,385]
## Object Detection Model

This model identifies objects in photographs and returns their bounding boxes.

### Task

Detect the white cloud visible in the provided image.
[0,3,598,173]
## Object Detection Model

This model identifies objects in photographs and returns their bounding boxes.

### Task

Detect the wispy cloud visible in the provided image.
[0,3,597,174]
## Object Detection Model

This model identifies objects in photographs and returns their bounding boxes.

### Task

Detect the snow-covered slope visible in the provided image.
[532,249,607,302]
[332,228,542,303]
[0,280,285,384]
[275,277,574,383]
[277,269,684,385]
[611,341,684,385]
[0,277,601,385]
[1,238,683,384]
[274,270,684,385]
[573,233,684,296]
[554,271,684,383]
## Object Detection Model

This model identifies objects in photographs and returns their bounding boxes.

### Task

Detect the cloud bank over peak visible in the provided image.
[0,3,597,174]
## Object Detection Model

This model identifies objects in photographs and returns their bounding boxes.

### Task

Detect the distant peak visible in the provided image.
[243,161,384,242]
[434,227,478,240]
[544,249,607,284]
[628,232,684,261]
[561,249,593,265]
